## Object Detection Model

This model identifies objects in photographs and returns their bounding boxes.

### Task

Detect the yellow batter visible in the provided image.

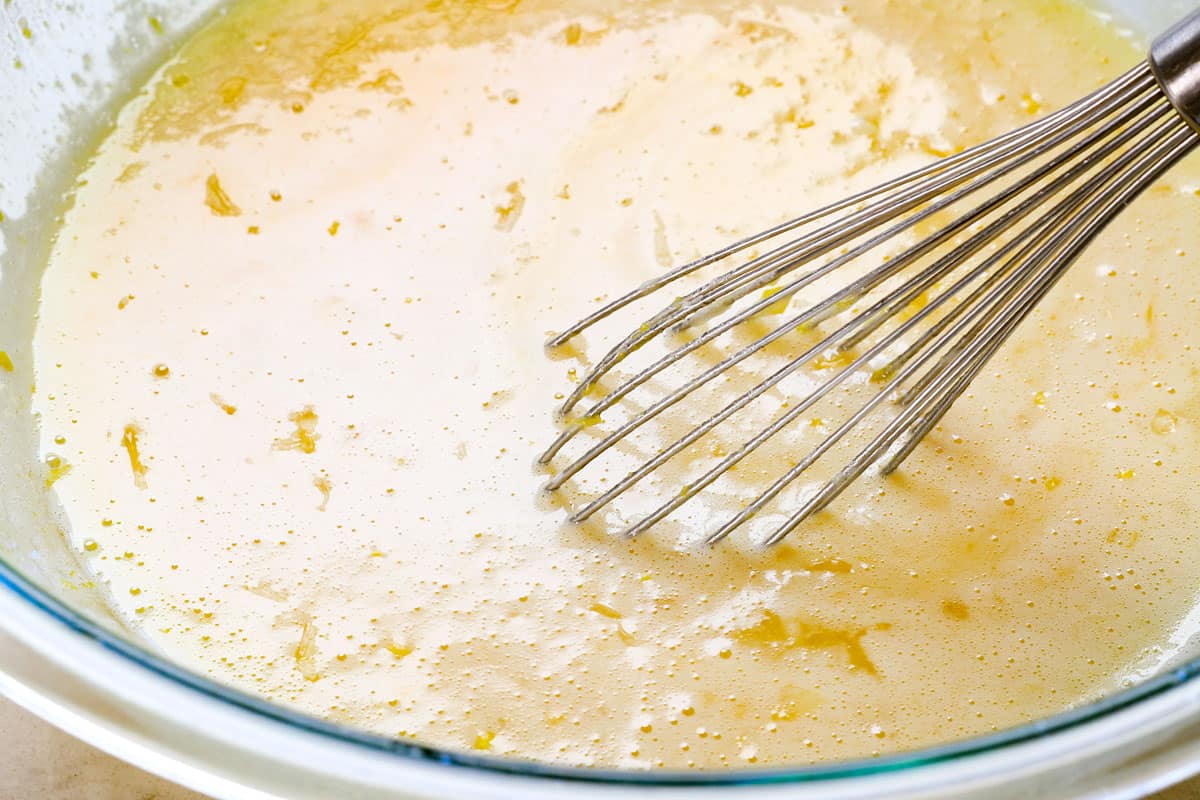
[27,0,1200,769]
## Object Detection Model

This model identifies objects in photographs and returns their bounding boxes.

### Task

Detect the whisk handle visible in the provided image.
[1151,8,1200,132]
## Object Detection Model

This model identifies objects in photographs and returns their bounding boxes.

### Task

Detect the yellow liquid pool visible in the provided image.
[28,0,1200,769]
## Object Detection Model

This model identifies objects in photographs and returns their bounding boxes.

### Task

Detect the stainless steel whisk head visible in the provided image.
[541,11,1200,546]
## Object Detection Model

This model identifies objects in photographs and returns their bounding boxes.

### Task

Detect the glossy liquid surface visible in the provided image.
[29,0,1200,769]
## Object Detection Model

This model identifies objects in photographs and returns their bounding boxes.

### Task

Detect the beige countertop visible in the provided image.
[0,697,202,800]
[2,694,1200,800]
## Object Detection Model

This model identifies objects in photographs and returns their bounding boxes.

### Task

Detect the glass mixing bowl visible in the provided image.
[1,1,1199,797]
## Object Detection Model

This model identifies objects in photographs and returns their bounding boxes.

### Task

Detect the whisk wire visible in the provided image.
[546,63,1156,351]
[543,55,1200,545]
[620,108,1180,540]
[878,119,1200,472]
[537,89,1171,484]
[570,111,1157,532]
[552,66,1161,415]
[543,81,1168,480]
[771,117,1200,544]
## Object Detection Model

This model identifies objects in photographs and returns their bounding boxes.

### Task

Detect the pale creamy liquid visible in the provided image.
[25,0,1200,769]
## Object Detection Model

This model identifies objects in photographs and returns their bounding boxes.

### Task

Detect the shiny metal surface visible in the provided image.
[543,47,1200,546]
[1151,8,1200,130]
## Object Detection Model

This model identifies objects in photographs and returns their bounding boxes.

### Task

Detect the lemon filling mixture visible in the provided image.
[28,0,1200,768]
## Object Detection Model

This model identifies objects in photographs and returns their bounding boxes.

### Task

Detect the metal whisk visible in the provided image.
[540,10,1200,546]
